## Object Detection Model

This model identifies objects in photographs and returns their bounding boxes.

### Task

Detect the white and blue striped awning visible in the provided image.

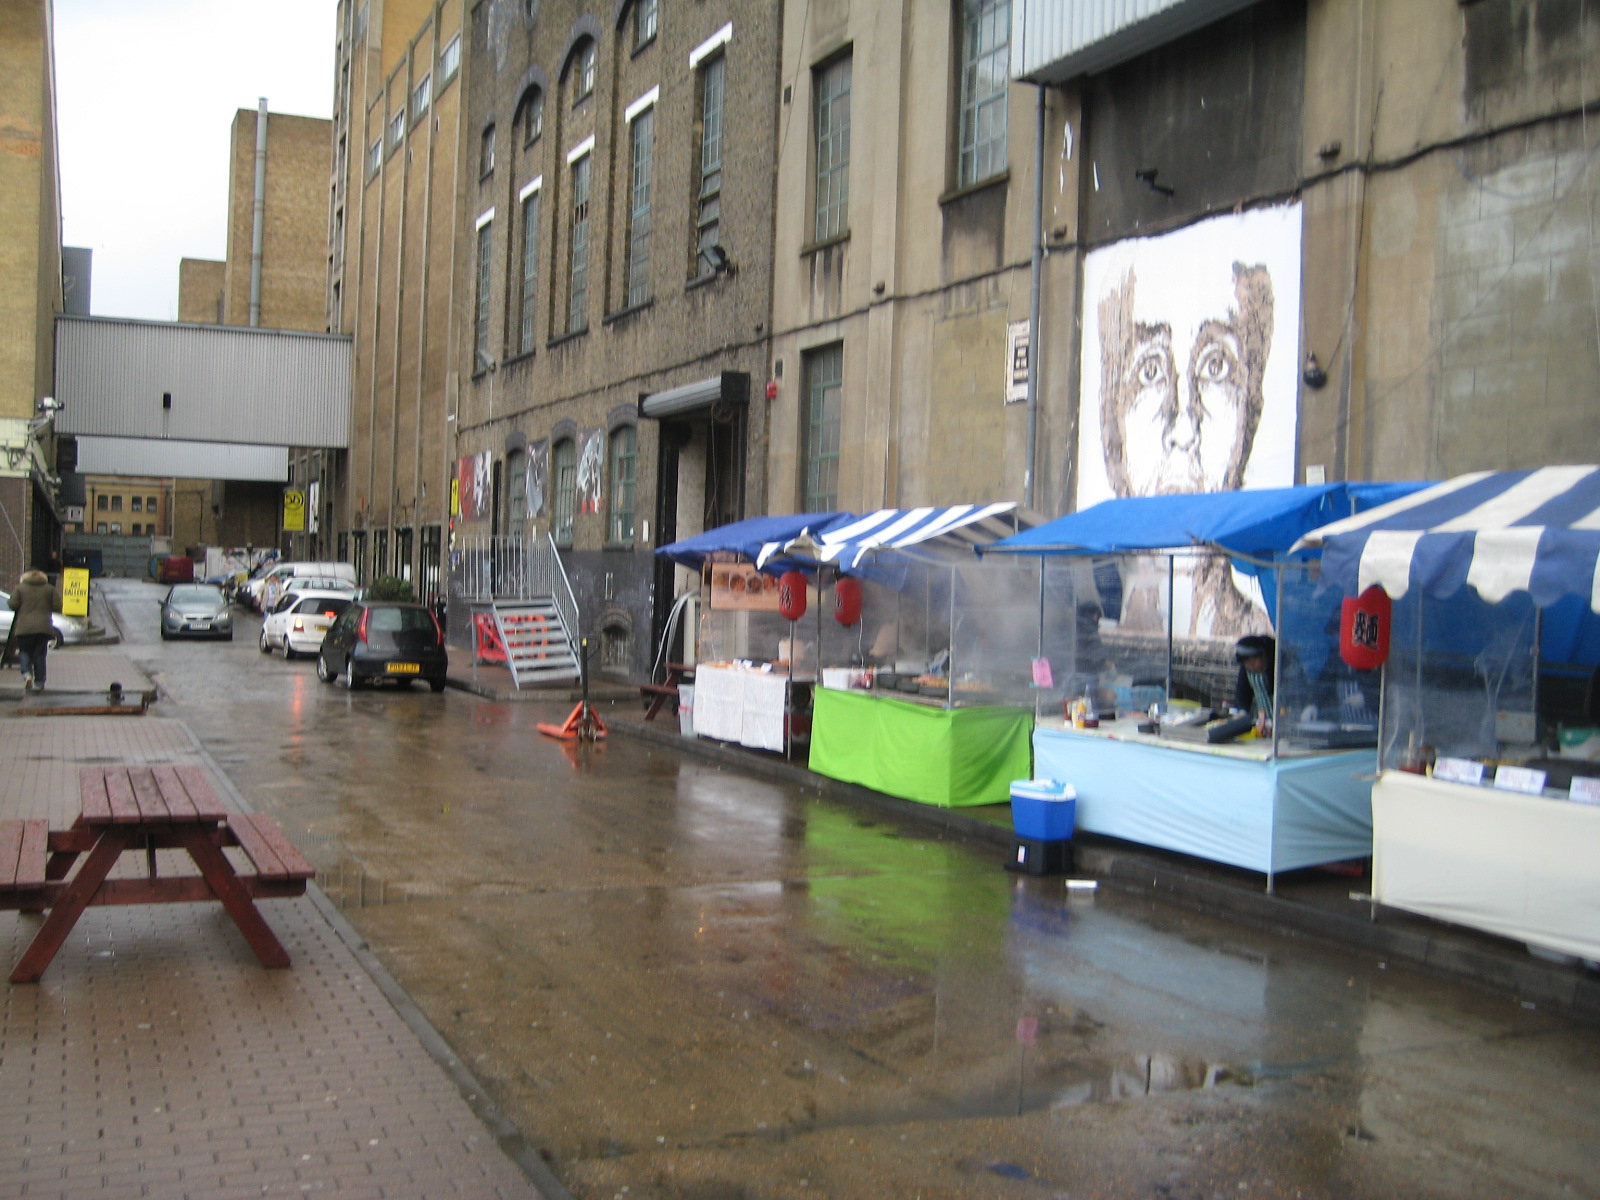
[1294,466,1600,611]
[755,503,1033,572]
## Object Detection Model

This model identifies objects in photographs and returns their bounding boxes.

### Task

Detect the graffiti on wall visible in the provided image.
[575,429,604,516]
[527,439,548,519]
[1078,204,1301,637]
[457,451,493,522]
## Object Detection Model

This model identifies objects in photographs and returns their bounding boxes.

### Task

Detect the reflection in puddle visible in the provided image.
[1049,1053,1241,1109]
[318,857,407,910]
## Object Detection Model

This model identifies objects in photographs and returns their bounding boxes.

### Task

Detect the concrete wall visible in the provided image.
[178,258,225,324]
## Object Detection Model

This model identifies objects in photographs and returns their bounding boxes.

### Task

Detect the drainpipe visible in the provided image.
[1025,85,1045,510]
[249,97,268,327]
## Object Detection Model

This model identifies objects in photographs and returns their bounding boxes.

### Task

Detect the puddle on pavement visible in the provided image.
[316,856,408,910]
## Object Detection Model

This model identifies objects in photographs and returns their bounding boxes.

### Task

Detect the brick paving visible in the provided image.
[0,691,548,1199]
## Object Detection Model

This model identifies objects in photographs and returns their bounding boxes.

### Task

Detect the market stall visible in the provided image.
[1296,465,1600,962]
[984,483,1428,887]
[758,505,1041,807]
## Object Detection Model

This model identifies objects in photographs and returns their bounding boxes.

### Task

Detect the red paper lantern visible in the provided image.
[778,570,808,622]
[1339,586,1392,670]
[833,577,864,627]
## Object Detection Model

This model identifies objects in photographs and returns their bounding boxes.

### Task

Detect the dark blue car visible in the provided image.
[316,601,447,692]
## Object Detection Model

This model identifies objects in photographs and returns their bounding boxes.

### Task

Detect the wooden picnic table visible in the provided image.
[640,661,695,721]
[0,765,314,984]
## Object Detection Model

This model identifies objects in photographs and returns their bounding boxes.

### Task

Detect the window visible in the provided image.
[813,54,851,241]
[802,344,843,510]
[440,34,461,84]
[518,88,543,145]
[634,0,658,50]
[111,495,123,511]
[351,530,368,584]
[507,449,527,522]
[96,522,107,534]
[395,527,413,583]
[480,124,496,176]
[608,425,636,543]
[518,189,540,354]
[958,0,1010,186]
[552,439,577,543]
[694,53,725,275]
[388,109,404,151]
[130,523,141,535]
[373,529,388,578]
[131,497,142,512]
[367,136,381,177]
[626,106,654,307]
[567,153,591,333]
[412,73,431,123]
[147,496,158,510]
[420,525,441,603]
[475,219,493,371]
[96,495,107,510]
[575,41,596,102]
[110,522,122,534]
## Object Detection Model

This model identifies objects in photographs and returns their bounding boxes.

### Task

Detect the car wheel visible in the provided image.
[281,638,296,661]
[259,629,272,653]
[428,677,446,694]
[160,627,170,641]
[341,664,363,690]
[49,629,63,649]
[316,654,335,684]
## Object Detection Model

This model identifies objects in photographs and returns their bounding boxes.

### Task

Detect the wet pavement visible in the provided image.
[59,579,1600,1197]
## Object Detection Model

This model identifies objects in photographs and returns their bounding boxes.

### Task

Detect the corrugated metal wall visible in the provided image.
[74,437,289,483]
[1014,0,1259,82]
[54,316,351,448]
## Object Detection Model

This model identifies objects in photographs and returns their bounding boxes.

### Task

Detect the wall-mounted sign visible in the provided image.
[1005,320,1030,404]
[281,488,306,532]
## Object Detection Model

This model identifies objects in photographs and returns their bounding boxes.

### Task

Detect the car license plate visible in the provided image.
[386,662,420,674]
[190,620,210,630]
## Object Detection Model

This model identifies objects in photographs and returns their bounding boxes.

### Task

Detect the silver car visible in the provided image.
[0,589,90,647]
[160,583,234,640]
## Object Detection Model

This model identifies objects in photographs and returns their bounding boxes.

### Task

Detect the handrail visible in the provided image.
[543,532,581,648]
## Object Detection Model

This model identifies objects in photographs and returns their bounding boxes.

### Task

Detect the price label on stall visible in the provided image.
[1491,765,1547,795]
[1432,757,1484,786]
[1569,777,1600,805]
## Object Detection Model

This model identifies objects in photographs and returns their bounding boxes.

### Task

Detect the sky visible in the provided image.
[54,0,337,322]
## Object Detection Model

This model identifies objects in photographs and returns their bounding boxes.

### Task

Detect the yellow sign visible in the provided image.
[282,488,306,532]
[61,567,89,617]
[449,476,460,516]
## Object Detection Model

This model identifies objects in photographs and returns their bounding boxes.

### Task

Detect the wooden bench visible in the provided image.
[640,662,695,721]
[5,766,318,983]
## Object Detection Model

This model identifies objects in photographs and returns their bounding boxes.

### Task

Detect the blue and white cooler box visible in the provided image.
[1008,779,1075,874]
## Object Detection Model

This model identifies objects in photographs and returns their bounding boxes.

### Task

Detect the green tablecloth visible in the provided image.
[809,688,1033,807]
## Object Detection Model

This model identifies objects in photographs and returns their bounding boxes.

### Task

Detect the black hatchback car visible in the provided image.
[316,601,447,692]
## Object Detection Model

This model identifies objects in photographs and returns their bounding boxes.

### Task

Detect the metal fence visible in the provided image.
[445,532,579,652]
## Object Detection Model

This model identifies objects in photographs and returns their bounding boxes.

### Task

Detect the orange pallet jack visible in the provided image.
[537,636,607,742]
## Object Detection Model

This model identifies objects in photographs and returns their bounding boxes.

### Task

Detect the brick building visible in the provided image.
[0,0,66,582]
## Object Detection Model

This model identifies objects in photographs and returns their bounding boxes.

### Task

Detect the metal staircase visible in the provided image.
[490,599,579,687]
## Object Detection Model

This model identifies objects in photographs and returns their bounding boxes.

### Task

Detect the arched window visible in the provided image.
[480,123,496,177]
[573,39,596,103]
[517,87,543,147]
[552,438,577,543]
[608,425,636,543]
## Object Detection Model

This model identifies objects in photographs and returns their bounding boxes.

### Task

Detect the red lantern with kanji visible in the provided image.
[1340,586,1392,670]
[833,576,863,627]
[778,570,808,622]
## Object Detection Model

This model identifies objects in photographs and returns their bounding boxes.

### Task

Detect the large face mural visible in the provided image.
[1078,205,1301,636]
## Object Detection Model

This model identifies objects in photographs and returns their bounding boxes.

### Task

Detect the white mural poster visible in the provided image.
[1077,203,1302,637]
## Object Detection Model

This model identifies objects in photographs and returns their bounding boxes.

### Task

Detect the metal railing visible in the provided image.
[447,532,580,648]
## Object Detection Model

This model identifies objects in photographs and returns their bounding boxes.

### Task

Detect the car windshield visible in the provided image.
[170,586,222,604]
[366,606,435,633]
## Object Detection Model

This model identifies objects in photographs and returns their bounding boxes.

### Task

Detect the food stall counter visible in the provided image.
[809,687,1033,808]
[1033,717,1374,885]
[692,662,812,753]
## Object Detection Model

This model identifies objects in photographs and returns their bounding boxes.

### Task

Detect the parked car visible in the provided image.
[260,589,356,659]
[0,594,90,648]
[159,583,234,640]
[316,601,447,692]
[244,561,357,612]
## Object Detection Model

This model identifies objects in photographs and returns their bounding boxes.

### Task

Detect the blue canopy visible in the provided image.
[654,512,850,571]
[981,483,1429,565]
[757,503,1034,573]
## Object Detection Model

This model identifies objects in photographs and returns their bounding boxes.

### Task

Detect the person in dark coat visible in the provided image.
[1233,634,1276,720]
[10,567,62,690]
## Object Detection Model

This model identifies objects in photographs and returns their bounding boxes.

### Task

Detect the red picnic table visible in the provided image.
[0,765,314,984]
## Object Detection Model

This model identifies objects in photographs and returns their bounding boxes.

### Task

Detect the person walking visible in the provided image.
[10,566,62,691]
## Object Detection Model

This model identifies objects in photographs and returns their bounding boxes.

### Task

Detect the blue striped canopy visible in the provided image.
[1294,466,1600,612]
[655,512,851,570]
[755,503,1033,573]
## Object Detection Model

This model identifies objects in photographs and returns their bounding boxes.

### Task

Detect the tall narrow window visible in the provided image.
[373,529,389,578]
[608,425,637,543]
[366,136,381,177]
[694,54,725,275]
[411,73,431,123]
[575,41,596,101]
[813,54,852,241]
[518,188,540,354]
[474,219,493,371]
[519,88,543,145]
[388,109,404,151]
[440,34,461,84]
[506,449,527,524]
[552,439,577,543]
[626,107,654,308]
[802,344,843,511]
[395,527,414,583]
[480,124,496,176]
[634,0,658,50]
[958,0,1010,187]
[567,154,591,333]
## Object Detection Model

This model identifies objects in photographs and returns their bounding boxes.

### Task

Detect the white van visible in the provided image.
[244,561,357,611]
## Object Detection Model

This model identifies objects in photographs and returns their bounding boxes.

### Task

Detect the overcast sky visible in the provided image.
[55,0,336,322]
